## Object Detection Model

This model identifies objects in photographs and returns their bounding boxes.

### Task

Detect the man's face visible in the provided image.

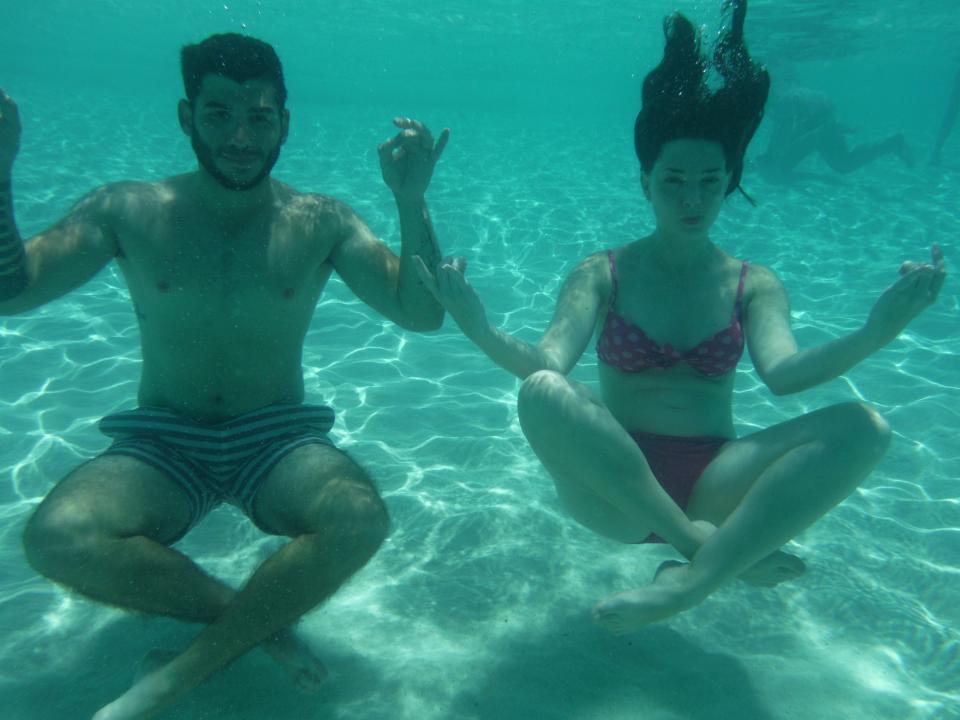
[184,75,288,191]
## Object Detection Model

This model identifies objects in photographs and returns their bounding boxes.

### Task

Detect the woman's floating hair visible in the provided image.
[634,0,769,202]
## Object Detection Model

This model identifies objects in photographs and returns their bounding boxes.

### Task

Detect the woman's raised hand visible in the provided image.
[414,256,490,338]
[865,244,947,346]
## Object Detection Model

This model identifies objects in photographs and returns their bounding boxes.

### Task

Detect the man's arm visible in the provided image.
[0,177,27,300]
[0,184,121,316]
[0,91,27,300]
[329,201,441,332]
[392,196,444,330]
[331,118,450,332]
[0,90,119,315]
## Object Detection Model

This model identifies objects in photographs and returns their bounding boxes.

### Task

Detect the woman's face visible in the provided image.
[642,139,730,239]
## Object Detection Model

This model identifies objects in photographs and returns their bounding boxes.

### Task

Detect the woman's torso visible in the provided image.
[593,240,753,438]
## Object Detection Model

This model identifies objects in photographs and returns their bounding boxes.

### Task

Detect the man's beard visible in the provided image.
[190,128,282,191]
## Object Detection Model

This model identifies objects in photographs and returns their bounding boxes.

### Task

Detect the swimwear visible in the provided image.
[596,251,749,377]
[631,430,728,544]
[98,403,336,534]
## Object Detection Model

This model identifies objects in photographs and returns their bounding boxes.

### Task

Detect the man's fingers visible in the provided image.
[929,267,947,299]
[0,90,19,124]
[931,243,944,271]
[433,128,451,161]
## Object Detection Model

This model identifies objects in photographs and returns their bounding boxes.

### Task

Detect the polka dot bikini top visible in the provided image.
[596,251,749,378]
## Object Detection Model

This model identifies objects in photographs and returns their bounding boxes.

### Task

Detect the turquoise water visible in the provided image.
[1,1,959,719]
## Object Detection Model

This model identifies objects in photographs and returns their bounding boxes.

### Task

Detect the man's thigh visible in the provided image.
[251,443,386,538]
[30,454,195,545]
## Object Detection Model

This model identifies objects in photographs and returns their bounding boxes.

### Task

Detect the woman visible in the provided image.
[417,0,946,634]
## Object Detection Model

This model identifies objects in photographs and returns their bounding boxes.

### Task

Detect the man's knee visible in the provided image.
[307,478,390,559]
[22,498,101,579]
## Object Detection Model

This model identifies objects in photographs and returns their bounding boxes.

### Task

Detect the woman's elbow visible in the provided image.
[759,368,799,397]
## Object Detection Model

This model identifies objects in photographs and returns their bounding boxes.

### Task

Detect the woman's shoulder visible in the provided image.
[562,248,620,300]
[742,262,784,290]
[740,262,788,311]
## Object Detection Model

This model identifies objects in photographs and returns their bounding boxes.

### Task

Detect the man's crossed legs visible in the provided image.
[22,418,388,720]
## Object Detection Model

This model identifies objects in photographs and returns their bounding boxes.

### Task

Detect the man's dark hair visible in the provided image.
[181,33,287,108]
[634,0,769,201]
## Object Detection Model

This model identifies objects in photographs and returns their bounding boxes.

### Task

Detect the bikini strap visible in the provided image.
[606,250,619,307]
[734,261,749,309]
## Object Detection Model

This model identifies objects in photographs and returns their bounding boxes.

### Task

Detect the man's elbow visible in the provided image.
[0,275,29,306]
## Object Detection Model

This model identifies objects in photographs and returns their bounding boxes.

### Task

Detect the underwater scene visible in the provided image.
[0,1,958,718]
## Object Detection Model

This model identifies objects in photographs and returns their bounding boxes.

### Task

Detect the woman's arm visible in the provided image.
[745,246,946,396]
[415,252,609,379]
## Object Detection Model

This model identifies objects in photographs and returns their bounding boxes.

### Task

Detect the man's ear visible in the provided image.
[177,100,193,137]
[640,172,651,200]
[280,108,290,145]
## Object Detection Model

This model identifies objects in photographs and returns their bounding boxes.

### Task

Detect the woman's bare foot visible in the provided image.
[593,562,705,635]
[655,548,805,589]
[737,550,806,587]
[261,629,328,692]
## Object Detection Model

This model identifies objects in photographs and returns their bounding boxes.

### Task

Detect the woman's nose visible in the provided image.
[680,184,701,206]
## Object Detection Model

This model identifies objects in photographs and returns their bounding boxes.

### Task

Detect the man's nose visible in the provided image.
[228,120,253,145]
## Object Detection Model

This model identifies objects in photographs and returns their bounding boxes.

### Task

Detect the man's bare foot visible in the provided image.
[134,629,326,697]
[737,550,806,587]
[261,629,328,692]
[92,665,182,720]
[593,562,704,635]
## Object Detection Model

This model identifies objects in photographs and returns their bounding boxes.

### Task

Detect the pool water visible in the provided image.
[0,2,958,718]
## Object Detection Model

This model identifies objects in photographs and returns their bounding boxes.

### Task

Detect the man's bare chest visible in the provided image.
[117,223,333,326]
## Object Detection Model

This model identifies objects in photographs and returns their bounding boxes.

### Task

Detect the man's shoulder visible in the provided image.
[273,182,361,235]
[67,178,175,224]
[275,182,353,214]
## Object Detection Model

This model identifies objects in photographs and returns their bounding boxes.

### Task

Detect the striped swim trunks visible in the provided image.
[98,403,336,533]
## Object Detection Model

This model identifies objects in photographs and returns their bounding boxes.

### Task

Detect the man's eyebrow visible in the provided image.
[663,166,724,173]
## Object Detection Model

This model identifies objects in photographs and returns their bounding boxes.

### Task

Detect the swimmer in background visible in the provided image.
[1,34,451,720]
[417,0,945,633]
[930,64,959,166]
[757,85,914,178]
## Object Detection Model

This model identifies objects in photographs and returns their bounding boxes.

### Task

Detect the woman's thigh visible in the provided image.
[518,371,657,543]
[686,402,889,525]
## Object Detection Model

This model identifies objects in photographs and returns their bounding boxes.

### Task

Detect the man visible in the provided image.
[756,86,913,179]
[0,34,450,720]
[930,64,959,166]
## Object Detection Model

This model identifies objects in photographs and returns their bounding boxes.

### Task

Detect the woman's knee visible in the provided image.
[517,370,578,426]
[831,402,891,458]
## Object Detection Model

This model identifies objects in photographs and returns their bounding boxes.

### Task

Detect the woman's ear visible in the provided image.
[640,172,651,200]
